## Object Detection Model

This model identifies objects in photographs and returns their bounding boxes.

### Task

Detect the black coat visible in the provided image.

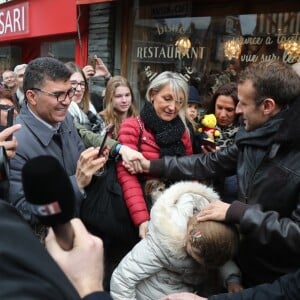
[209,268,300,300]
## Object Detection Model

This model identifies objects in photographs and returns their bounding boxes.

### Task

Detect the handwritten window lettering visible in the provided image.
[130,6,300,106]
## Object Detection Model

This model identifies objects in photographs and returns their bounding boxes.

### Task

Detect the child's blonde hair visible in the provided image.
[188,215,238,268]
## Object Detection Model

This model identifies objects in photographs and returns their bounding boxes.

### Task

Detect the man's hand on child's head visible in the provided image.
[197,200,230,222]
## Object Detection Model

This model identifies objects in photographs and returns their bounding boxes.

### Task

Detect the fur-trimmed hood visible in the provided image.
[149,181,220,259]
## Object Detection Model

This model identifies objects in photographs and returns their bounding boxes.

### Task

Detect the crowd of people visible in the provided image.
[0,56,300,300]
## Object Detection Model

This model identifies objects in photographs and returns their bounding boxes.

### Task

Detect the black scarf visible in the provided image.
[235,108,288,148]
[140,101,186,157]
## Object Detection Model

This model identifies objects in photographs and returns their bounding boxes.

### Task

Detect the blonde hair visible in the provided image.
[100,75,138,138]
[188,215,238,268]
[146,71,190,132]
[65,62,90,113]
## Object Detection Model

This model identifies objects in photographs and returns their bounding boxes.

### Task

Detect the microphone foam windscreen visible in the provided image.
[22,155,75,226]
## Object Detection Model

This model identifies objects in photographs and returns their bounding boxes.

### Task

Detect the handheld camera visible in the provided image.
[0,105,14,141]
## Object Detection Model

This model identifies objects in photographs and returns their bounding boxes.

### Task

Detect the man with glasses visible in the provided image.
[127,61,300,290]
[8,57,107,239]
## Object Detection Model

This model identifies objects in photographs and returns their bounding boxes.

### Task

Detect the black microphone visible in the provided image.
[22,155,75,250]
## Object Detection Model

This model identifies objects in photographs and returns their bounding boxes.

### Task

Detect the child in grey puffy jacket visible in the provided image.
[110,181,241,300]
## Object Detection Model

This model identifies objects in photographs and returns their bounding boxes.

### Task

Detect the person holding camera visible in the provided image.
[0,122,111,299]
[0,125,20,159]
[0,89,18,128]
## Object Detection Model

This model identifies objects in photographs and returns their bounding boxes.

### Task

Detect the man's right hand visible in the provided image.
[197,200,230,222]
[122,154,150,174]
[76,147,109,188]
[119,145,144,164]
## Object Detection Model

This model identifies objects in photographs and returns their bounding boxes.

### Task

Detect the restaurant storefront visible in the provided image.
[122,0,300,108]
[1,0,300,109]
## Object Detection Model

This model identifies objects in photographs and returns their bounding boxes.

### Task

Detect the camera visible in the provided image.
[0,104,14,199]
[0,145,9,199]
[0,145,9,181]
[87,56,96,72]
[0,104,14,141]
[97,124,115,157]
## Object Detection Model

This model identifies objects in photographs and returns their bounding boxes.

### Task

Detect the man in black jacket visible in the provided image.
[126,61,300,288]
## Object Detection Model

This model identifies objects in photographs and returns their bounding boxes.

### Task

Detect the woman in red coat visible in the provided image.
[117,71,193,239]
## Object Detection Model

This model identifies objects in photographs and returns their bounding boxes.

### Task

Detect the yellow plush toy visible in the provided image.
[198,114,220,142]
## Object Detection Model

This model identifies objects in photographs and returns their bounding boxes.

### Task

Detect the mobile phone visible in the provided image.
[0,105,14,141]
[87,56,96,72]
[97,124,115,157]
[202,138,216,150]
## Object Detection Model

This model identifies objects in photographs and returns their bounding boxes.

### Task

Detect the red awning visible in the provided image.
[0,0,77,42]
[77,0,114,4]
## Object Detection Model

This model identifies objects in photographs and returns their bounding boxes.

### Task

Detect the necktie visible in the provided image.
[53,131,62,148]
[53,128,77,174]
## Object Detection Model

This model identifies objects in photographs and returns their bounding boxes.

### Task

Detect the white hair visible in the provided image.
[292,62,300,77]
[14,64,28,74]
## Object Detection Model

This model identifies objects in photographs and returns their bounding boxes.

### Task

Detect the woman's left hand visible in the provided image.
[139,221,149,239]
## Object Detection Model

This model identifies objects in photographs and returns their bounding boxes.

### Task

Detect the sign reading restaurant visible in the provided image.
[0,2,29,37]
[133,41,206,62]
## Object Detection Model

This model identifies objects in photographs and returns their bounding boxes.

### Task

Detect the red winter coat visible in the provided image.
[117,117,193,226]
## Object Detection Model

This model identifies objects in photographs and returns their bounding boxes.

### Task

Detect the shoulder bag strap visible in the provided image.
[136,117,144,152]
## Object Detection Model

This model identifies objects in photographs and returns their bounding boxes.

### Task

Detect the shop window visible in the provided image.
[0,46,21,73]
[127,0,300,108]
[41,40,75,63]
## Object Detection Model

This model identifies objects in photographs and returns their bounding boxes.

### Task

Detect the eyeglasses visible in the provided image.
[70,81,86,89]
[31,88,75,103]
[0,104,15,110]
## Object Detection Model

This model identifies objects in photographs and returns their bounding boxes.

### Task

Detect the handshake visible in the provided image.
[122,152,150,174]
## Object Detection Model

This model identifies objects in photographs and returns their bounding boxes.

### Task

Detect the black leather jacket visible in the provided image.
[150,98,300,287]
[209,269,300,300]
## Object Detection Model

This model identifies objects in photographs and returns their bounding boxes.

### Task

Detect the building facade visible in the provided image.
[1,0,300,108]
[0,0,80,68]
[122,0,300,107]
